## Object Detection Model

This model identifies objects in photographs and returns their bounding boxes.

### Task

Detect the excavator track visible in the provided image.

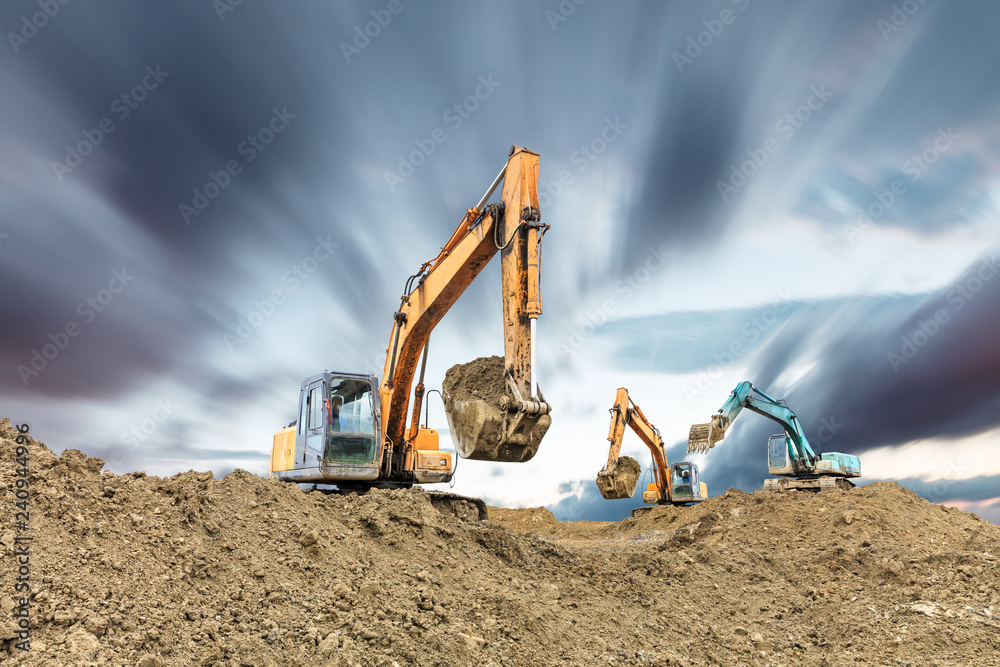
[307,486,488,521]
[762,477,856,493]
[426,491,489,522]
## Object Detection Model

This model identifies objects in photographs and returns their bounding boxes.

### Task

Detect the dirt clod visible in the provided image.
[442,355,512,405]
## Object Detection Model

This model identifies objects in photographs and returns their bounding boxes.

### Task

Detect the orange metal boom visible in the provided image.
[377,146,548,476]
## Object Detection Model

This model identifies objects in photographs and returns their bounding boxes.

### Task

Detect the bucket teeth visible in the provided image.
[687,423,715,454]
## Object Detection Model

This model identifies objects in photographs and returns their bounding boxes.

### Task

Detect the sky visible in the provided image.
[2,1,999,523]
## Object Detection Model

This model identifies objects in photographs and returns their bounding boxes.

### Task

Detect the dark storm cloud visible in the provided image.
[626,1,862,257]
[627,1,1000,262]
[1,0,476,399]
[752,250,1000,456]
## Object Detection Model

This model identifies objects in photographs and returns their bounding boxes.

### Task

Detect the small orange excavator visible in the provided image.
[270,146,552,491]
[596,388,707,513]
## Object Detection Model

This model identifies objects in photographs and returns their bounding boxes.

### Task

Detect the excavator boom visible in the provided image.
[596,388,668,501]
[687,382,817,464]
[381,146,551,473]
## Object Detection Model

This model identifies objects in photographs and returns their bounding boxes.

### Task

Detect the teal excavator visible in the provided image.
[687,381,860,492]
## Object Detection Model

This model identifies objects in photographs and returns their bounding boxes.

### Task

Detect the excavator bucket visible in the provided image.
[687,419,725,454]
[441,357,550,462]
[595,456,641,500]
[442,392,550,462]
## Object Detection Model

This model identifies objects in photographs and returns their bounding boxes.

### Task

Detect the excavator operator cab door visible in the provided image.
[767,433,794,476]
[669,462,706,504]
[302,380,326,467]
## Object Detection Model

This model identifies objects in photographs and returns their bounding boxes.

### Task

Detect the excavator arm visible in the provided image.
[377,146,551,479]
[596,388,672,503]
[687,381,818,467]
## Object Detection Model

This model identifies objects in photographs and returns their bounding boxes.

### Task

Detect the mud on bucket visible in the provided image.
[441,356,550,462]
[595,456,641,500]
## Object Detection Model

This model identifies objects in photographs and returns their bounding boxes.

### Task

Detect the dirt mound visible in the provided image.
[489,507,612,542]
[2,417,999,666]
[491,487,1000,665]
[442,355,511,405]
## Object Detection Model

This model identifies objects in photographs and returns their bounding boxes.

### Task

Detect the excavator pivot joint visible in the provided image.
[521,206,541,223]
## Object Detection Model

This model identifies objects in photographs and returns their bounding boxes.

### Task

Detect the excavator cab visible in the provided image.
[270,372,455,486]
[271,372,382,483]
[667,462,707,504]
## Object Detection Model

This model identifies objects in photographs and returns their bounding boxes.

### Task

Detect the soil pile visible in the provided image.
[442,356,511,406]
[495,486,1000,666]
[2,417,999,666]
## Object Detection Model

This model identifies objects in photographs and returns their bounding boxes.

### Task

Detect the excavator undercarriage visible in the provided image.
[762,477,856,493]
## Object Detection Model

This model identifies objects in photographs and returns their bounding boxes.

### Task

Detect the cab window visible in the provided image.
[326,377,377,465]
[308,386,323,429]
[297,388,308,435]
[330,378,375,434]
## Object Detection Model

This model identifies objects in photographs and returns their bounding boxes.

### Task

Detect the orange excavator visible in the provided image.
[596,388,707,512]
[270,146,552,491]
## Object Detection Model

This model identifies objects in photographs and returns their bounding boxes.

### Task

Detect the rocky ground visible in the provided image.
[1,417,998,666]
